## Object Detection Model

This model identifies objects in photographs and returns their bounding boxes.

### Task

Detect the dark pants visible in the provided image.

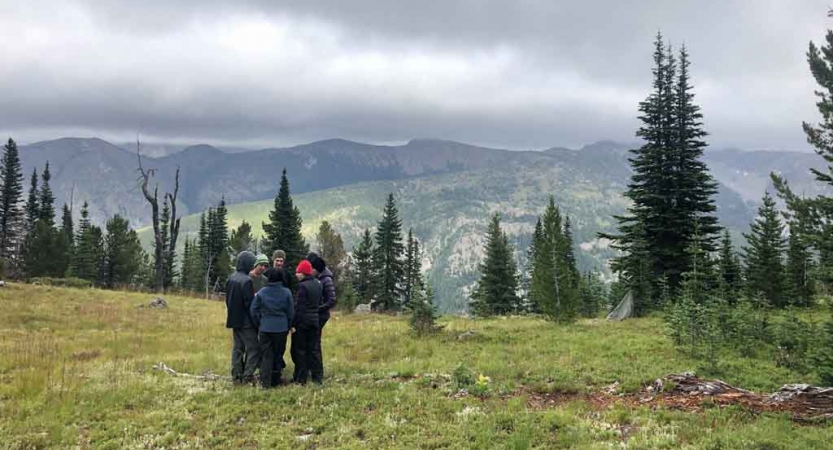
[291,324,321,384]
[231,327,260,382]
[258,331,288,388]
[311,316,329,380]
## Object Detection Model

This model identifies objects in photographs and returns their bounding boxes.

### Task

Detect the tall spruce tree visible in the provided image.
[180,237,203,291]
[0,138,24,263]
[352,228,375,304]
[70,202,97,281]
[470,213,520,316]
[37,163,54,226]
[601,35,718,312]
[786,224,814,306]
[24,168,38,234]
[262,168,308,267]
[523,218,544,313]
[103,215,143,287]
[210,198,230,284]
[316,220,347,283]
[716,230,742,301]
[773,28,833,293]
[373,193,406,311]
[228,220,256,255]
[24,164,59,278]
[55,203,74,277]
[531,197,579,321]
[403,229,425,305]
[24,220,55,278]
[742,192,787,307]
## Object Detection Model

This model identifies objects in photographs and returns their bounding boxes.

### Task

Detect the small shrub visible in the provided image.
[452,363,474,390]
[813,317,833,385]
[773,308,814,371]
[407,285,443,336]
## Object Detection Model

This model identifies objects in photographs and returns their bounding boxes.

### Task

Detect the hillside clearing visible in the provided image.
[1,284,831,449]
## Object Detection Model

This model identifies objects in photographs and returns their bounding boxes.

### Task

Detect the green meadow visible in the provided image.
[1,283,831,449]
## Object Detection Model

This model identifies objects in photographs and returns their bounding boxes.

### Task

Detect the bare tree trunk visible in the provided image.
[204,257,214,300]
[166,166,181,289]
[136,140,164,293]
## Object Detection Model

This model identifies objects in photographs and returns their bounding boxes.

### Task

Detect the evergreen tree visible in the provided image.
[773,29,833,292]
[352,228,375,304]
[742,192,787,307]
[0,138,24,263]
[180,237,203,292]
[55,203,74,277]
[70,202,98,282]
[228,220,256,255]
[578,272,605,318]
[601,35,718,310]
[373,193,406,311]
[262,168,308,267]
[563,217,580,288]
[37,162,54,226]
[523,218,544,313]
[408,282,441,335]
[316,220,347,282]
[24,220,55,278]
[786,224,814,306]
[403,229,425,305]
[103,214,143,287]
[89,225,105,285]
[470,213,521,316]
[210,198,230,285]
[24,168,38,234]
[23,164,59,278]
[530,197,579,321]
[717,230,743,301]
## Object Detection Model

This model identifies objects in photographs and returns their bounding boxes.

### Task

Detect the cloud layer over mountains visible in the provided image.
[0,1,827,150]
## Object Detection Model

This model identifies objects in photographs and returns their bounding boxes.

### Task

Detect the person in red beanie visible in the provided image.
[290,260,323,384]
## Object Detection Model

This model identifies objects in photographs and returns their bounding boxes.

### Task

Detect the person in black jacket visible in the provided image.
[307,252,336,381]
[226,251,260,384]
[250,268,294,388]
[290,259,323,384]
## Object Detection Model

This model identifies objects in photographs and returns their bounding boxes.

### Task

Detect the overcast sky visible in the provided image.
[0,1,829,151]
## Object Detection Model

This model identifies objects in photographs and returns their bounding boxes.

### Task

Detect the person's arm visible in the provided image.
[242,279,254,310]
[293,283,307,328]
[319,276,336,312]
[286,290,295,330]
[250,294,262,329]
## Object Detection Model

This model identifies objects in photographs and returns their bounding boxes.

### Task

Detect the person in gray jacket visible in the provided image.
[250,268,294,388]
[226,251,259,384]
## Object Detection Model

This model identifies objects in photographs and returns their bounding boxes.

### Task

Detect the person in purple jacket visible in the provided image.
[307,252,336,381]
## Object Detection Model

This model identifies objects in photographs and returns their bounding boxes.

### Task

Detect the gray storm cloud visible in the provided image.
[0,0,828,150]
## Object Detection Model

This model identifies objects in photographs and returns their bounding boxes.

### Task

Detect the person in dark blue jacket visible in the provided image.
[250,268,295,388]
[291,260,323,384]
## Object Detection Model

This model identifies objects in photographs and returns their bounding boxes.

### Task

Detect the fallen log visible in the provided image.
[152,362,229,381]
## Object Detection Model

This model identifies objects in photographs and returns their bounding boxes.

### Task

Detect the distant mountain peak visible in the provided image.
[180,144,222,155]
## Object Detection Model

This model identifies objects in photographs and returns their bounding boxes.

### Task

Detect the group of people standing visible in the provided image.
[225,249,336,388]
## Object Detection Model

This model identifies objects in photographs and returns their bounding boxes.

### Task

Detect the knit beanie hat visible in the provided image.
[254,253,270,267]
[265,267,284,284]
[296,260,313,276]
[272,250,286,260]
[308,254,327,273]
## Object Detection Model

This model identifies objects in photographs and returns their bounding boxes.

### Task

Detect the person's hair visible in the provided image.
[266,268,284,284]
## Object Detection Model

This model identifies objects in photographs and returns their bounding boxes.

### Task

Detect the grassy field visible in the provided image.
[1,284,832,449]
